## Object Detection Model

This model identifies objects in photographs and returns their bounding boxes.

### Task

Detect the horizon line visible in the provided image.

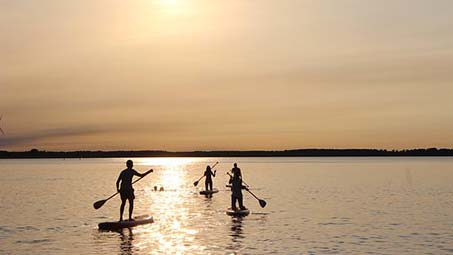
[1,147,452,153]
[1,147,453,159]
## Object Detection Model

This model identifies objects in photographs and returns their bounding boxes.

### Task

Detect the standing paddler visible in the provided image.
[228,163,248,211]
[116,160,153,221]
[204,165,216,191]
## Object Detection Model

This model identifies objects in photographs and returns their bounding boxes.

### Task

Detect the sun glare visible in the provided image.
[138,157,198,168]
[152,0,192,17]
[159,0,178,6]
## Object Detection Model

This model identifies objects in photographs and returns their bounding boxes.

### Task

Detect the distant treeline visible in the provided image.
[0,148,452,158]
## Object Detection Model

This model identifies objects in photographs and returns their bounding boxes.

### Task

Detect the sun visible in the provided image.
[147,0,194,17]
[159,0,178,6]
[153,0,188,16]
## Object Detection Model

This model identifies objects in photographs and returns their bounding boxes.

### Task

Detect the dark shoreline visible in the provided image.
[1,148,452,158]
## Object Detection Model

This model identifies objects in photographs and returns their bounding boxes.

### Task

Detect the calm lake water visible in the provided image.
[1,157,453,254]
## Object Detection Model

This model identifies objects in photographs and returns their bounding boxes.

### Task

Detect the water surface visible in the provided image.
[1,157,453,254]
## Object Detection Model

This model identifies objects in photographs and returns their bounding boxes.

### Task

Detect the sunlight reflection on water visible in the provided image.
[1,157,453,254]
[142,158,203,254]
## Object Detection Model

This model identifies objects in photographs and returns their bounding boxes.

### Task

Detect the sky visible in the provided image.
[1,0,453,151]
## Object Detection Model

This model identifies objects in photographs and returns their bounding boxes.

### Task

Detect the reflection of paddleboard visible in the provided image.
[226,208,250,217]
[200,188,219,195]
[98,215,153,231]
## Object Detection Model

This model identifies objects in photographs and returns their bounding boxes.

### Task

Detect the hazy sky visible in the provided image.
[1,0,452,151]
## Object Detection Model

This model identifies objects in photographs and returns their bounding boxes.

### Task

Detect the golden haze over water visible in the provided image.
[1,0,453,150]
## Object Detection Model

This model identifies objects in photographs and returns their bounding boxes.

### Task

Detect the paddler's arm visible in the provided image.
[135,169,153,178]
[116,174,122,192]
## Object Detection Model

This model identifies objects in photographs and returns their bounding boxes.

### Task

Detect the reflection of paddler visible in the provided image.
[228,163,248,211]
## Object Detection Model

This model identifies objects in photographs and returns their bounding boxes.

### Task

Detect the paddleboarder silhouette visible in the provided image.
[231,163,242,178]
[229,163,248,211]
[116,160,152,221]
[204,165,216,191]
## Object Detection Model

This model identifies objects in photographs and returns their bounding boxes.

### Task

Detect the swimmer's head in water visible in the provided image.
[126,160,133,168]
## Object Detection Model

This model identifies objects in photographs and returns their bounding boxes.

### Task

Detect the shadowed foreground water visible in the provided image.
[1,157,453,254]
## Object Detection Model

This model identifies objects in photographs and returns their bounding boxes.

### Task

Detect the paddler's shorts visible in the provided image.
[231,192,243,198]
[120,188,135,200]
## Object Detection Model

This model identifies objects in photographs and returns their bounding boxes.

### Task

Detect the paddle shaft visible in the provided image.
[227,172,265,204]
[226,172,249,187]
[245,188,260,201]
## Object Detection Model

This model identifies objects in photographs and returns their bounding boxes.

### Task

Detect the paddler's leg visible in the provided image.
[128,198,134,221]
[127,189,135,221]
[239,195,246,210]
[231,195,238,210]
[205,180,209,191]
[119,198,126,221]
[209,181,213,191]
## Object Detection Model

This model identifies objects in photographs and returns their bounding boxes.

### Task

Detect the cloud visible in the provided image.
[0,127,105,147]
[0,121,190,149]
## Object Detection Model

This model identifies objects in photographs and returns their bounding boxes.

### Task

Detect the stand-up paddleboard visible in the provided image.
[226,208,250,217]
[200,188,219,195]
[98,215,153,231]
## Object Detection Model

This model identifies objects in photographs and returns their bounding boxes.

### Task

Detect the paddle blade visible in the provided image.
[259,199,267,208]
[93,199,107,210]
[193,181,199,187]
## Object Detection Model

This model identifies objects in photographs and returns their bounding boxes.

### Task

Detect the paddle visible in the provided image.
[93,169,153,210]
[245,188,267,208]
[193,162,219,187]
[227,172,267,208]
